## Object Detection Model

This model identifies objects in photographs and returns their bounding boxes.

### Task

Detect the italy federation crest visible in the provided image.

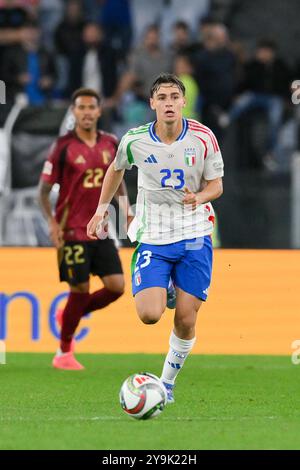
[135,270,141,286]
[184,148,196,166]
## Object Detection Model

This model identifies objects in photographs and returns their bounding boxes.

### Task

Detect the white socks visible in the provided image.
[56,348,69,357]
[161,331,196,385]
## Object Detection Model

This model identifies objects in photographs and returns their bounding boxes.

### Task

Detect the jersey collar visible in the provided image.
[72,130,101,144]
[149,118,188,143]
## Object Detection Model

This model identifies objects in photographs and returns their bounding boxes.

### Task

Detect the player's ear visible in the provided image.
[150,98,155,111]
[182,97,186,108]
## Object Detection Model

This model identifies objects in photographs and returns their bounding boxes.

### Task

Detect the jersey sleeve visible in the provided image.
[40,140,63,185]
[202,131,224,180]
[114,134,133,170]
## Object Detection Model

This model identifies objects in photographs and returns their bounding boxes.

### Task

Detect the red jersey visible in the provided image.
[40,130,118,241]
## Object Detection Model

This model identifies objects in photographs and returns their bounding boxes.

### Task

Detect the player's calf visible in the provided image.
[55,308,76,352]
[166,279,177,309]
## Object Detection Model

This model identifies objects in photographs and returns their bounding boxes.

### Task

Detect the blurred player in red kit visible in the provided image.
[39,88,132,370]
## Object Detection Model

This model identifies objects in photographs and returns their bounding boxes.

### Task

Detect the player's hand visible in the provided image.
[48,218,64,248]
[87,212,108,240]
[182,187,201,210]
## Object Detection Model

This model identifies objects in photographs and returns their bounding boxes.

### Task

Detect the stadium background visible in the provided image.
[1,248,298,355]
[0,0,300,451]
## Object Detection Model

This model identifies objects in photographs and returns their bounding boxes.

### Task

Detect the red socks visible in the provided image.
[83,288,123,315]
[60,292,90,352]
[60,289,123,352]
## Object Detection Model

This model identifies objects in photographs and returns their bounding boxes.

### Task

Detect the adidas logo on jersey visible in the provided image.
[75,155,86,164]
[144,154,158,163]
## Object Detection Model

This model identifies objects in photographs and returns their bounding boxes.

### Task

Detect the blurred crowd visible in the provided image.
[0,0,299,172]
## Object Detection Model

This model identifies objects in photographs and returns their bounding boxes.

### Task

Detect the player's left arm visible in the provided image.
[183,128,224,209]
[183,178,223,210]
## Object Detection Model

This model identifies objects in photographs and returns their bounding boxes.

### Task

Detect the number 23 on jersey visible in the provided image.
[160,168,185,189]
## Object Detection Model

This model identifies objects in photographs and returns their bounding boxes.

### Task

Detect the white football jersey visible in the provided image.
[114,118,224,245]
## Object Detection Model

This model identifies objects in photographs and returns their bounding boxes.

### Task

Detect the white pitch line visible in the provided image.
[0,415,281,422]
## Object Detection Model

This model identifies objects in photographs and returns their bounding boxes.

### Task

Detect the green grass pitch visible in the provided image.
[0,353,299,450]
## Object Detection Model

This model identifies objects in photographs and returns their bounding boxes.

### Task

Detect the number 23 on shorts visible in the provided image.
[135,250,152,272]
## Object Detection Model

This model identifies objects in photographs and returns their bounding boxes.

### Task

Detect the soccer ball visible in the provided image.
[119,372,168,420]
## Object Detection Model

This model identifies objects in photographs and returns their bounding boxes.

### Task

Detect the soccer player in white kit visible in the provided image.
[87,74,224,402]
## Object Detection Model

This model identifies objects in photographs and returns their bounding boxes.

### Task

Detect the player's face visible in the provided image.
[72,96,101,131]
[150,84,186,124]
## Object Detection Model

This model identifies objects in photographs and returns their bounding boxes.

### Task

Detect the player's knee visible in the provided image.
[138,307,163,325]
[175,315,195,336]
[104,276,125,295]
[141,315,159,325]
[108,279,125,296]
[70,283,89,294]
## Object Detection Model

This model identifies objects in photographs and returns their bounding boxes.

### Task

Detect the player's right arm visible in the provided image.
[38,180,63,248]
[87,132,132,240]
[38,140,65,249]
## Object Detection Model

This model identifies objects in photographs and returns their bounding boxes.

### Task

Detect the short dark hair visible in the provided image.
[199,15,217,27]
[150,73,186,97]
[144,23,159,35]
[257,39,277,51]
[173,20,189,31]
[71,88,101,105]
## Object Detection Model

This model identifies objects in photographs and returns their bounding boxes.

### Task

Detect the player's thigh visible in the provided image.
[90,239,123,278]
[135,287,167,324]
[173,236,213,301]
[58,241,91,286]
[174,287,202,334]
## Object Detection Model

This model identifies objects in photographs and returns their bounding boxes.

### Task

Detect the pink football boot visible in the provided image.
[52,351,84,370]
